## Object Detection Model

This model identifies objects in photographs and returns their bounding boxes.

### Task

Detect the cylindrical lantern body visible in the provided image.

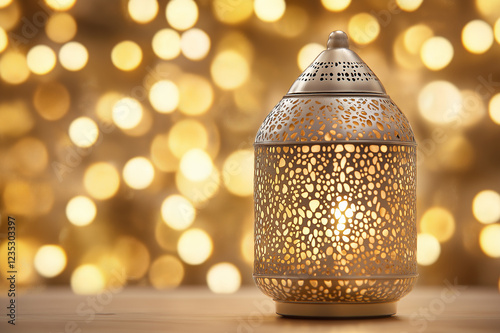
[253,31,417,317]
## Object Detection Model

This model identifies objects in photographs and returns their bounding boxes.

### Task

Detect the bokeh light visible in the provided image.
[421,37,454,70]
[475,0,500,21]
[66,196,97,226]
[161,194,195,230]
[122,157,155,190]
[71,264,105,295]
[420,207,455,242]
[207,263,241,294]
[150,133,178,172]
[462,20,493,54]
[0,27,8,53]
[0,101,34,137]
[175,167,221,204]
[9,137,48,177]
[0,51,30,84]
[0,1,20,31]
[168,119,209,158]
[489,93,500,125]
[212,0,253,24]
[178,74,213,115]
[3,180,54,216]
[113,236,150,280]
[254,0,286,22]
[321,0,351,12]
[473,190,500,224]
[45,0,76,11]
[348,13,380,45]
[0,238,37,284]
[0,0,12,8]
[128,0,158,24]
[222,150,254,197]
[33,81,71,121]
[404,24,433,55]
[166,0,198,31]
[111,41,142,71]
[68,117,99,148]
[149,80,179,113]
[298,43,323,71]
[459,89,486,127]
[96,91,122,123]
[59,42,88,71]
[396,0,423,11]
[149,255,184,289]
[479,224,500,258]
[178,228,213,265]
[181,28,211,60]
[417,233,441,266]
[112,97,143,129]
[273,4,309,38]
[211,50,249,90]
[34,245,67,278]
[83,162,120,200]
[152,29,181,60]
[46,13,77,43]
[418,81,462,124]
[495,18,500,44]
[180,149,214,182]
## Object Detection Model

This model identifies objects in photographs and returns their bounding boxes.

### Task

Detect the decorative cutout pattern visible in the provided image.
[253,143,416,303]
[297,61,379,83]
[255,97,414,143]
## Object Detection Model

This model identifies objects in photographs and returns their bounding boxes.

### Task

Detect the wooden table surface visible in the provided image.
[1,285,499,333]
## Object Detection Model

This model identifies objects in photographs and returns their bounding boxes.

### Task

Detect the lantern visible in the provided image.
[253,31,417,317]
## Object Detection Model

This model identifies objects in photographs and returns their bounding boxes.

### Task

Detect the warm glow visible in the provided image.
[495,18,500,44]
[396,0,423,11]
[489,93,500,125]
[181,28,211,60]
[479,224,500,258]
[166,0,198,31]
[128,0,158,24]
[83,162,120,200]
[150,133,178,172]
[0,101,34,137]
[348,13,380,45]
[59,42,88,71]
[180,149,214,182]
[9,137,48,176]
[459,89,486,127]
[149,255,184,289]
[462,20,494,54]
[178,74,213,115]
[273,5,309,38]
[96,91,122,123]
[404,24,433,55]
[211,50,249,90]
[45,0,76,11]
[222,150,254,197]
[297,43,323,71]
[254,0,286,22]
[175,167,220,204]
[152,29,181,60]
[168,119,209,158]
[122,157,155,190]
[473,190,500,224]
[161,194,195,230]
[34,245,67,278]
[321,0,351,12]
[112,97,143,129]
[421,36,454,70]
[177,228,213,265]
[149,80,179,113]
[71,265,105,295]
[0,27,8,53]
[0,0,12,8]
[418,81,462,125]
[68,117,99,148]
[207,262,241,294]
[476,0,500,21]
[113,236,150,280]
[66,196,97,226]
[420,207,455,242]
[34,81,70,121]
[46,13,77,43]
[417,233,441,266]
[212,0,253,24]
[0,51,30,84]
[111,41,142,71]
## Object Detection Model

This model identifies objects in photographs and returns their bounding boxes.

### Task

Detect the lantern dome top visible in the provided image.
[255,31,415,146]
[288,30,386,95]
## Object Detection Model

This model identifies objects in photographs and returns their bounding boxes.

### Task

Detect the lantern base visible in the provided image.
[275,301,397,318]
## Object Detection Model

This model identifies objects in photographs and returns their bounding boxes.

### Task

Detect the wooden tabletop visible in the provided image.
[1,285,499,332]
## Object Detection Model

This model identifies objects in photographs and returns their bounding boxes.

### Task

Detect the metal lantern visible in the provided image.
[253,31,417,318]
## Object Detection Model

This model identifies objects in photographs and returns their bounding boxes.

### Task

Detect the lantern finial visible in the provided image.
[327,30,349,49]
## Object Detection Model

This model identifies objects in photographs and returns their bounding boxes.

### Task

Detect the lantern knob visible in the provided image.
[327,30,349,49]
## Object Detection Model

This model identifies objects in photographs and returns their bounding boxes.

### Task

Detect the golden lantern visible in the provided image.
[253,31,417,317]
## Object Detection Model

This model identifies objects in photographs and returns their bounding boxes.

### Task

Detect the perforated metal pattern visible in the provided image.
[255,96,415,144]
[253,143,417,303]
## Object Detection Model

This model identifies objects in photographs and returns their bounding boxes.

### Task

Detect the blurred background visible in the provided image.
[0,0,500,295]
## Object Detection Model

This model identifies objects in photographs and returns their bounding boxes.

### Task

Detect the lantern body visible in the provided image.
[253,31,417,317]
